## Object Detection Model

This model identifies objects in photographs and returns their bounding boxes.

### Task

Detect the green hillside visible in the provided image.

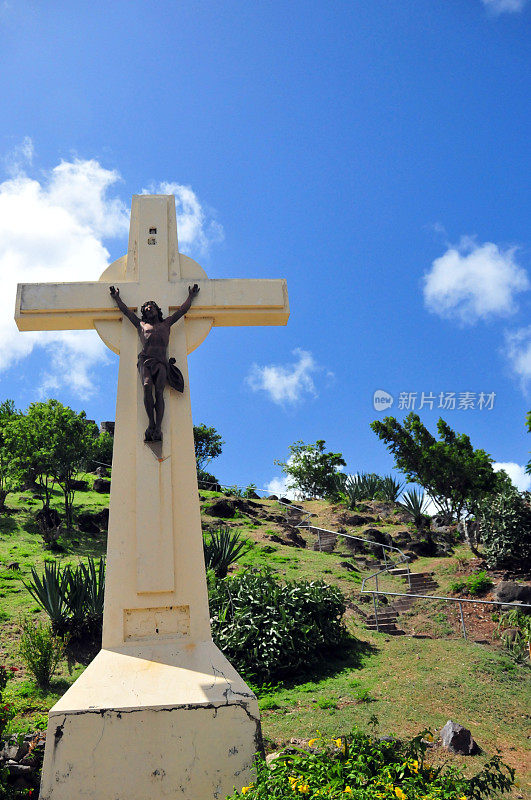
[0,480,529,797]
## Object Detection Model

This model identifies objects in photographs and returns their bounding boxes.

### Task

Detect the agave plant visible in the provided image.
[79,557,106,622]
[344,473,383,506]
[24,561,69,633]
[379,475,404,503]
[203,527,251,578]
[399,489,430,528]
[24,556,106,636]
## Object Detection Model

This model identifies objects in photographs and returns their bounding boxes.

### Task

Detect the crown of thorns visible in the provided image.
[140,300,163,322]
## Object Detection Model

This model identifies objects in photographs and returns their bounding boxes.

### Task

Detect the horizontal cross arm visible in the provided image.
[15,282,141,332]
[171,279,290,327]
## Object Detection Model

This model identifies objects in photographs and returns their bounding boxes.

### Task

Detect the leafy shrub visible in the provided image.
[479,486,531,571]
[24,557,105,639]
[209,569,346,683]
[450,571,493,596]
[18,617,64,688]
[467,571,493,596]
[227,727,514,799]
[203,528,251,578]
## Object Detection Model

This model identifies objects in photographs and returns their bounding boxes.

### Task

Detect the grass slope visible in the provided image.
[0,483,529,796]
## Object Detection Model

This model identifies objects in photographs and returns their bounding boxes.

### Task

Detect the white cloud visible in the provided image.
[0,147,129,397]
[142,182,224,256]
[0,143,223,399]
[481,0,528,13]
[493,462,531,491]
[423,237,529,324]
[503,326,531,391]
[265,475,298,501]
[246,348,323,405]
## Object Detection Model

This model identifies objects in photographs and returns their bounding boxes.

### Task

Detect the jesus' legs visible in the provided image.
[143,384,156,440]
[153,369,166,440]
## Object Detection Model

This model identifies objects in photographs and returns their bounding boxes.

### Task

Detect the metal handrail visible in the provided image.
[198,480,411,584]
[362,588,531,639]
[197,479,529,643]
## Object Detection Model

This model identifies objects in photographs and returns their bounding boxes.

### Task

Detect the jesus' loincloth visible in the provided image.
[137,353,184,393]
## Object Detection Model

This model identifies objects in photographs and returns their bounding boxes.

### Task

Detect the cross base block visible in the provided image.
[39,644,261,800]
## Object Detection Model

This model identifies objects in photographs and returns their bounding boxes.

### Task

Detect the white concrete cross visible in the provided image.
[16,193,288,633]
[15,194,289,799]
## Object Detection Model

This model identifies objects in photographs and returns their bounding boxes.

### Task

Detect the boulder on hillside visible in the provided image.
[340,513,378,526]
[407,536,437,557]
[495,581,531,606]
[70,479,88,491]
[363,528,392,545]
[268,494,278,501]
[431,513,455,532]
[284,528,306,548]
[440,720,479,755]
[77,508,109,534]
[93,478,111,493]
[207,498,236,518]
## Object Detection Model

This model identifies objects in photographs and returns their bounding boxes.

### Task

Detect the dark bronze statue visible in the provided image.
[110,284,200,442]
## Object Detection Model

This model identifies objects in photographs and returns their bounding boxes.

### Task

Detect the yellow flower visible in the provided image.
[409,760,419,773]
[343,788,353,795]
[459,796,467,800]
[395,788,406,800]
[241,786,253,795]
[308,738,319,748]
[335,738,343,747]
[289,776,299,787]
[424,733,434,742]
[298,784,310,794]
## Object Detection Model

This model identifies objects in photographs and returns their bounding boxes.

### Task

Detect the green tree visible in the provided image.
[92,430,114,468]
[8,400,95,528]
[370,413,501,519]
[479,484,531,571]
[0,399,21,510]
[275,440,346,499]
[193,424,224,472]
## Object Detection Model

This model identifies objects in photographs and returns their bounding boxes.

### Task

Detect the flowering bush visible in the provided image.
[226,728,514,799]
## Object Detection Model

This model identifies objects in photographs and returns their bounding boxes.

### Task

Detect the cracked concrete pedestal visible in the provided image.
[16,195,289,800]
[39,643,262,800]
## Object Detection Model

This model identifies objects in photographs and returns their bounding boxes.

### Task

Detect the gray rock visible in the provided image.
[93,478,111,493]
[495,581,531,605]
[440,720,478,755]
[6,762,33,777]
[1,741,27,761]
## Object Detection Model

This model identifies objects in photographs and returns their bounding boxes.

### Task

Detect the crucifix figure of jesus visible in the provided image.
[109,282,200,441]
[15,193,289,800]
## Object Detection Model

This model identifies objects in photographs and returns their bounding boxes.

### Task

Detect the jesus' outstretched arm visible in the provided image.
[165,284,200,326]
[109,286,141,329]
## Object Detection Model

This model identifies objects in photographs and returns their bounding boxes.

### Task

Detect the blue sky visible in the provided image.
[0,0,530,496]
